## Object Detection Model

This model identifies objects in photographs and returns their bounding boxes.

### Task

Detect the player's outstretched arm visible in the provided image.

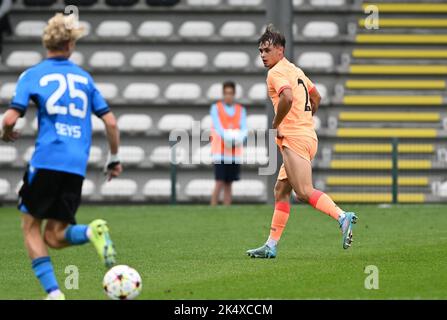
[1,109,21,142]
[272,88,293,131]
[309,88,321,116]
[101,112,122,180]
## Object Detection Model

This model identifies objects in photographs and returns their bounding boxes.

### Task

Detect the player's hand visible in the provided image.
[1,129,20,142]
[103,154,123,181]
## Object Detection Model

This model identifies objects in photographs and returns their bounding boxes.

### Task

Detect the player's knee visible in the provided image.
[274,183,290,202]
[295,187,313,203]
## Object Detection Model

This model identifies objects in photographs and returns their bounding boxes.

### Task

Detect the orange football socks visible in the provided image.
[308,189,344,221]
[267,202,291,247]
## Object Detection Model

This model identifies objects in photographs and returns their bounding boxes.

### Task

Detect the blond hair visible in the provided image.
[42,13,85,51]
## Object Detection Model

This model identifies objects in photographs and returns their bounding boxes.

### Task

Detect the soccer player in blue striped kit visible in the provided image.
[0,13,122,299]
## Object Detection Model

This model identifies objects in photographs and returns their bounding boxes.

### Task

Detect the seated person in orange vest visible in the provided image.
[210,81,248,206]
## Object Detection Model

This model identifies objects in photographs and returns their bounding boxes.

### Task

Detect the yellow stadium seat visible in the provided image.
[356,34,447,44]
[359,19,447,28]
[349,65,447,75]
[328,192,425,203]
[343,95,442,105]
[326,176,429,186]
[336,128,437,138]
[362,3,447,13]
[338,112,440,122]
[330,159,432,170]
[345,80,446,90]
[333,144,434,154]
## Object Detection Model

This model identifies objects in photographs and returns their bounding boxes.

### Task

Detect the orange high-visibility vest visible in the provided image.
[211,101,243,158]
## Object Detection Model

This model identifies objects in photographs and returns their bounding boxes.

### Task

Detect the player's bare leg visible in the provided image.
[223,182,232,205]
[211,180,224,206]
[44,220,71,249]
[246,179,292,258]
[21,214,65,300]
[282,146,358,249]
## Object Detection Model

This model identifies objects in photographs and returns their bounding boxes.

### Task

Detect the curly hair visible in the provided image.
[42,13,85,51]
[257,24,286,48]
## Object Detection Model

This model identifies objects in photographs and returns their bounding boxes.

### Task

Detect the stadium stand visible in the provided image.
[0,0,445,204]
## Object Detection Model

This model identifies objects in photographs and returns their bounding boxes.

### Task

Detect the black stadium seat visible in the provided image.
[23,0,57,6]
[146,0,180,6]
[105,0,138,6]
[64,0,98,6]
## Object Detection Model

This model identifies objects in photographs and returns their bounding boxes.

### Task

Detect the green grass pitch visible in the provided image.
[0,204,446,300]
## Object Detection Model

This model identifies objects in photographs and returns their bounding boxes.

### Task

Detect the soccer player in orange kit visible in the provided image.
[246,25,358,258]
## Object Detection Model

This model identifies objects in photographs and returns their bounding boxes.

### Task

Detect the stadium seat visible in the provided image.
[349,65,447,75]
[15,21,46,37]
[214,52,250,69]
[326,193,425,203]
[0,114,26,131]
[254,55,264,69]
[201,115,212,131]
[171,51,208,69]
[248,83,267,101]
[143,179,179,200]
[220,21,256,38]
[298,52,333,70]
[187,0,221,5]
[345,79,446,90]
[117,114,152,134]
[336,128,437,138]
[356,34,447,44]
[82,179,95,198]
[158,114,195,132]
[0,83,16,101]
[64,0,98,6]
[23,147,34,162]
[206,83,243,100]
[228,0,262,6]
[343,95,442,105]
[96,83,119,100]
[78,21,92,37]
[178,21,215,38]
[24,0,57,5]
[247,114,267,131]
[120,146,146,165]
[137,21,173,38]
[165,83,201,101]
[359,19,447,29]
[149,146,187,165]
[106,0,138,6]
[0,146,17,164]
[96,20,132,38]
[352,49,447,59]
[313,116,321,131]
[330,159,431,170]
[88,146,102,164]
[361,3,447,13]
[185,179,214,199]
[338,112,440,122]
[326,176,429,186]
[130,51,167,69]
[123,83,159,101]
[293,0,304,6]
[100,179,138,199]
[315,83,328,102]
[0,179,10,198]
[32,118,39,132]
[333,143,435,154]
[310,0,345,6]
[232,180,265,200]
[302,21,339,38]
[69,51,84,66]
[91,116,105,133]
[6,51,42,68]
[192,144,212,165]
[89,51,125,69]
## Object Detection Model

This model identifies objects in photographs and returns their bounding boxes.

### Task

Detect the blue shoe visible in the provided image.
[339,212,358,249]
[246,244,277,258]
